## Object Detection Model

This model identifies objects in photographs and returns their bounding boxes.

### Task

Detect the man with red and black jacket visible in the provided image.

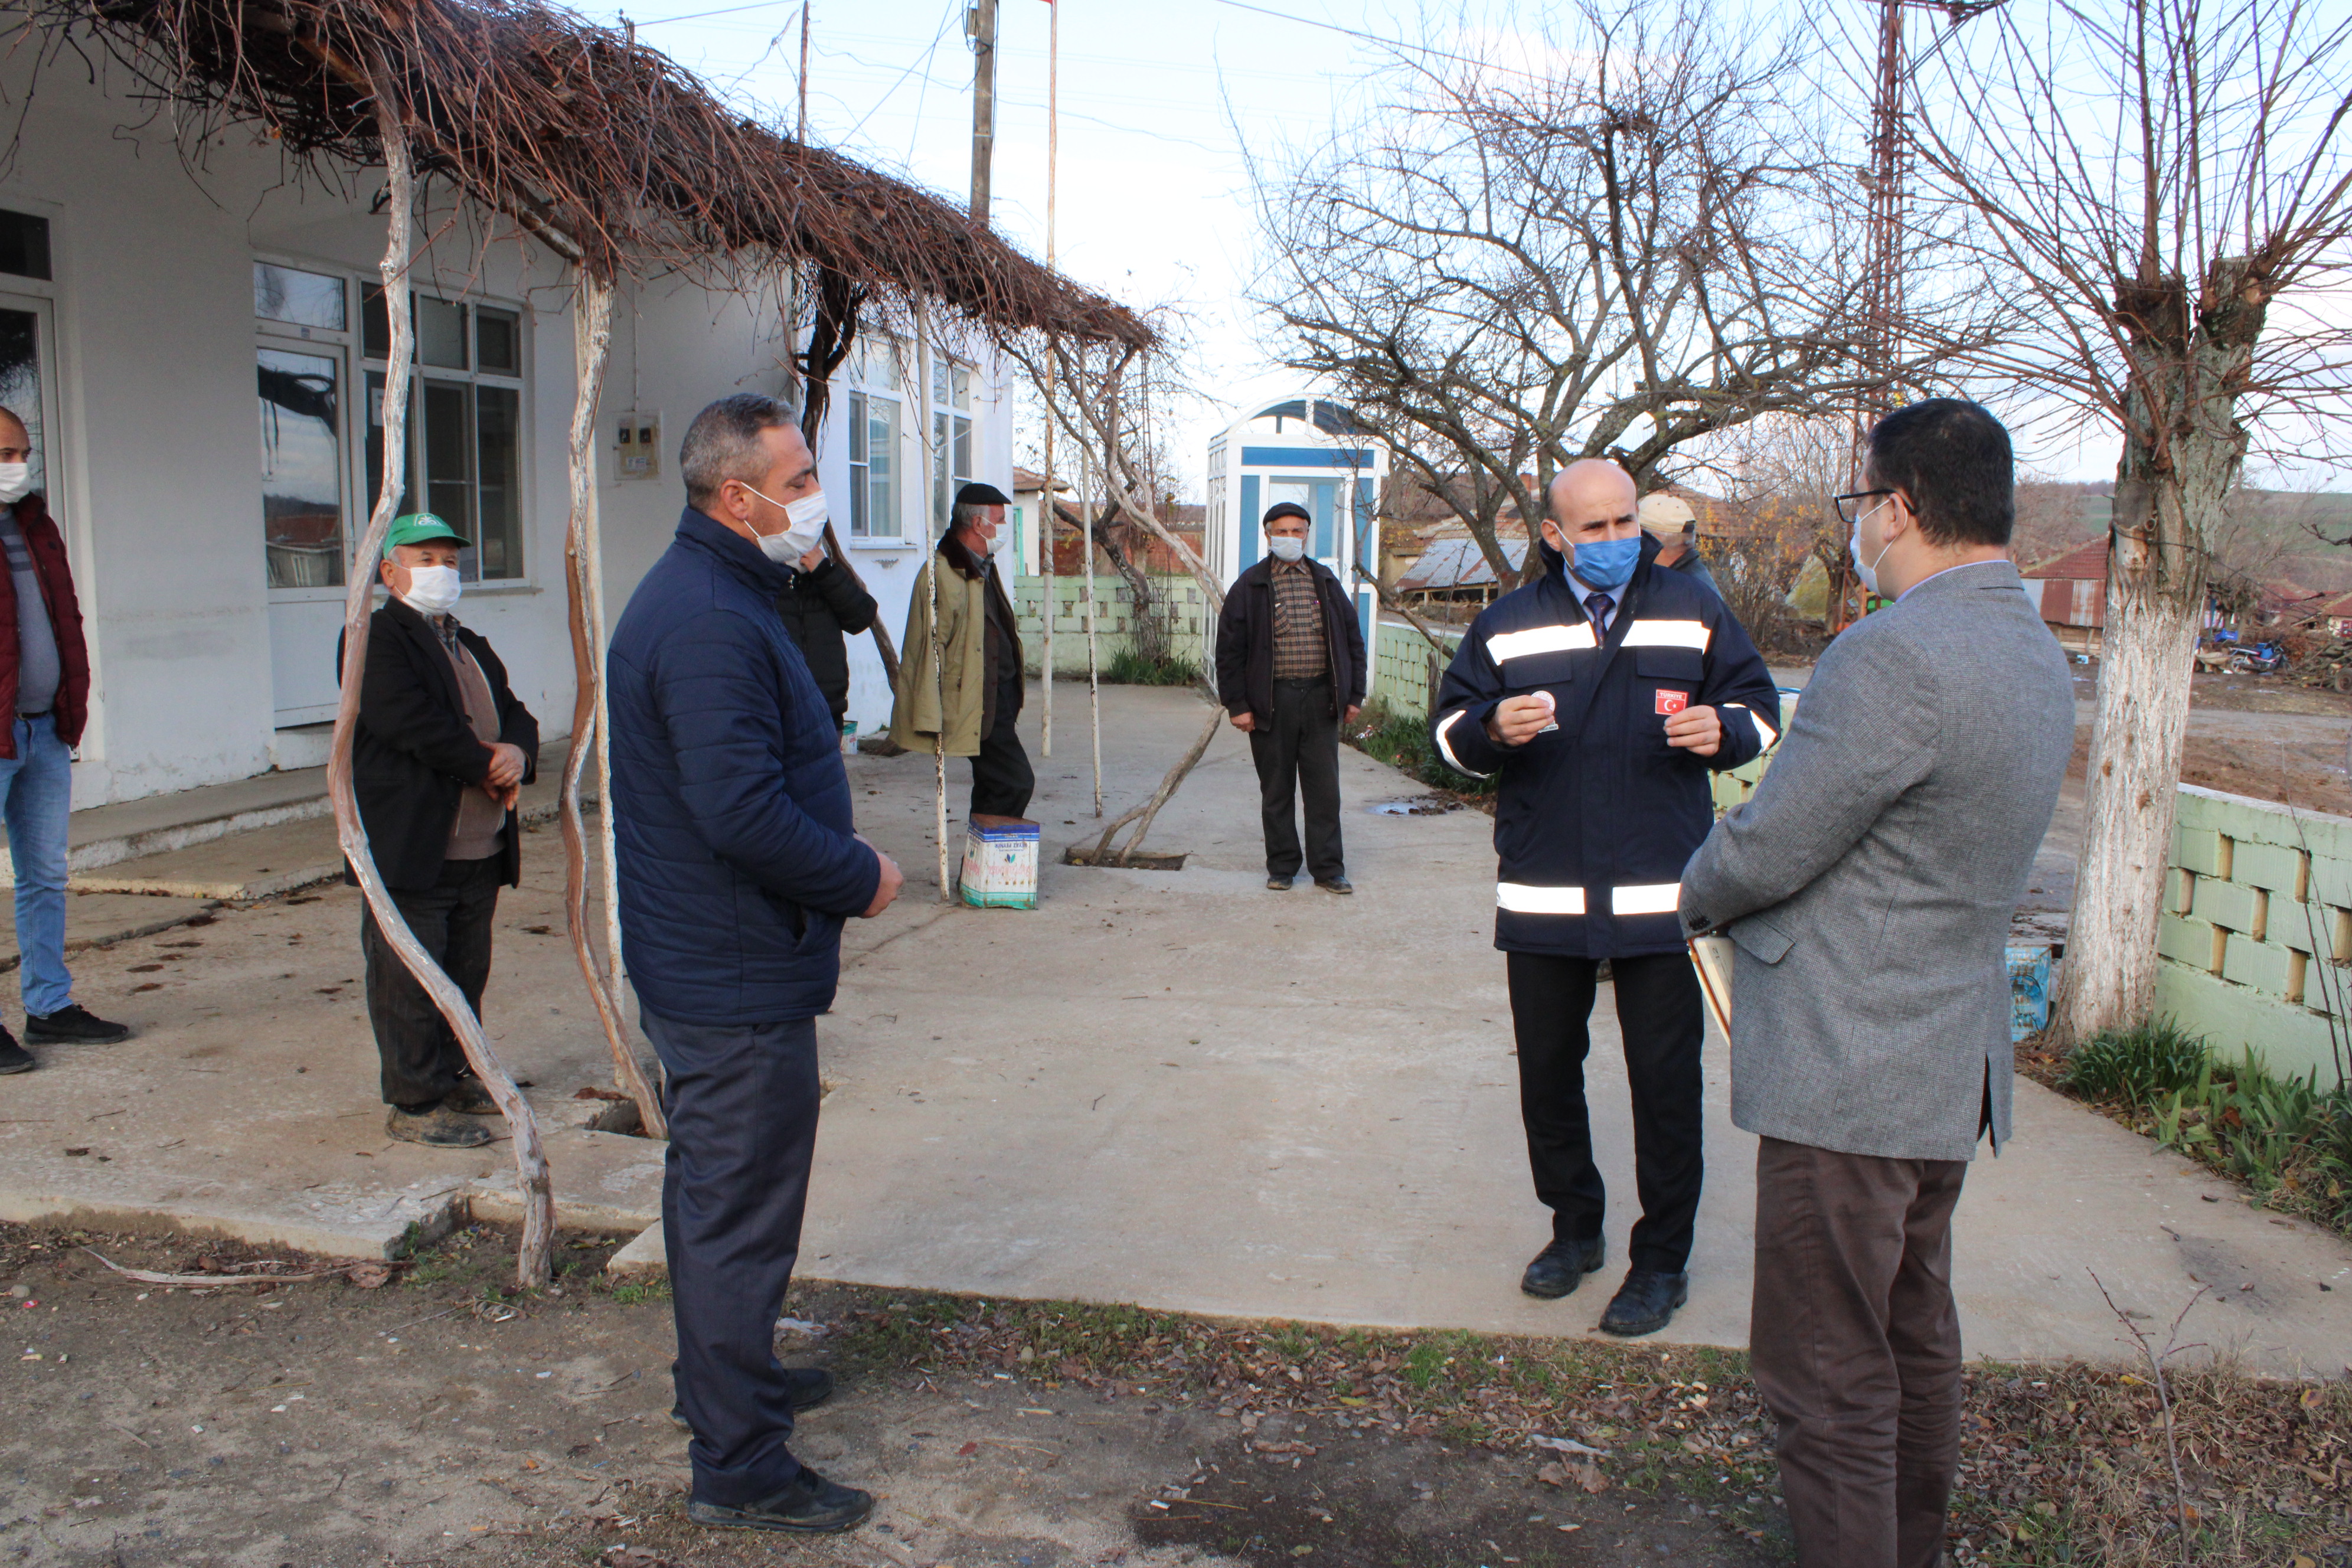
[1215,502,1368,893]
[1432,459,1779,1338]
[0,407,127,1074]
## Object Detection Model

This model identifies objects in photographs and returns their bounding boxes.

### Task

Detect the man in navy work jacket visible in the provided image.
[1432,458,1779,1337]
[608,393,904,1537]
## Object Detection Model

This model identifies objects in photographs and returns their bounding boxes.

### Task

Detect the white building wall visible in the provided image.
[0,48,1008,805]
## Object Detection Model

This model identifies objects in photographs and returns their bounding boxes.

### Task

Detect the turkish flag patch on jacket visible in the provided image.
[1655,688,1690,716]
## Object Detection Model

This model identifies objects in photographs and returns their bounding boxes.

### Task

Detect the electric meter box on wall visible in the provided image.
[612,410,661,481]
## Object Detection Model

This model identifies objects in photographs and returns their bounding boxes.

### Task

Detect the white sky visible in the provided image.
[603,0,2340,500]
[608,0,1360,498]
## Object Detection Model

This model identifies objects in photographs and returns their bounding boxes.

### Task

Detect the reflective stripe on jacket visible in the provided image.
[1431,534,1781,958]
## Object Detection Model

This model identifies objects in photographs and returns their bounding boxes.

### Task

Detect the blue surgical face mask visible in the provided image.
[1568,534,1642,591]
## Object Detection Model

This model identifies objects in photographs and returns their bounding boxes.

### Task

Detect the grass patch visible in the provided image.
[1345,698,1496,798]
[2037,1019,2352,1239]
[811,1284,2351,1567]
[1102,647,1203,686]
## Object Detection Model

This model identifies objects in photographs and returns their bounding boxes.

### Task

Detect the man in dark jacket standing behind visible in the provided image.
[1215,502,1367,893]
[609,393,902,1538]
[773,540,877,733]
[345,512,537,1149]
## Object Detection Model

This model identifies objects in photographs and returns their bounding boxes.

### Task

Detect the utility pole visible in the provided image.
[968,0,998,224]
[1040,0,1059,756]
[1836,0,2001,631]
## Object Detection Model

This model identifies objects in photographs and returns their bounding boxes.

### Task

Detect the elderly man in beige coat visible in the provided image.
[891,482,1031,819]
[1678,400,2074,1568]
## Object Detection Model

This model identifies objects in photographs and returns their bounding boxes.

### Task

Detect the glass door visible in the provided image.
[0,302,53,501]
[256,260,355,726]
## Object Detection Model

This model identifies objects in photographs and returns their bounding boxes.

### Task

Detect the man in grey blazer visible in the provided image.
[1678,400,2074,1568]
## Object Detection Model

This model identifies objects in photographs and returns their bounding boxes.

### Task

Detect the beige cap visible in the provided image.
[1638,491,1698,532]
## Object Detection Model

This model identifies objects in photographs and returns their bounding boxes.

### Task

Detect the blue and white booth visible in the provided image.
[1203,396,1390,650]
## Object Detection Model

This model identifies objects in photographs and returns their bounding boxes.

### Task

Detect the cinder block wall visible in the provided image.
[1012,576,1211,678]
[2155,783,2352,1082]
[1708,691,1803,815]
[1370,621,1462,717]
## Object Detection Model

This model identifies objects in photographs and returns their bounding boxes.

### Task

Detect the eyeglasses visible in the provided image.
[1833,490,1896,527]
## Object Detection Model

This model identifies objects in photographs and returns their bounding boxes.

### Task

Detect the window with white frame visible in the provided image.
[361,285,528,582]
[255,262,352,589]
[847,342,900,538]
[930,355,972,528]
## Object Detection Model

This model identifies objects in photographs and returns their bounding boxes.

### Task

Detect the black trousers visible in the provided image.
[361,854,502,1110]
[643,1010,823,1509]
[968,676,1034,818]
[1506,949,1705,1275]
[1248,675,1344,881]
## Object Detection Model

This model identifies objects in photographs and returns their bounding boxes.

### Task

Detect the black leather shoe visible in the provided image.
[25,1004,129,1044]
[1520,1235,1606,1299]
[1267,875,1293,890]
[1315,877,1354,895]
[672,1366,835,1430]
[384,1105,492,1148]
[687,1465,874,1534]
[0,1027,31,1074]
[443,1077,501,1116]
[1599,1269,1690,1337]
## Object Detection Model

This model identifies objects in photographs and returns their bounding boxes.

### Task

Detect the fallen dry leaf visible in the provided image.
[1536,1462,1570,1488]
[346,1261,394,1289]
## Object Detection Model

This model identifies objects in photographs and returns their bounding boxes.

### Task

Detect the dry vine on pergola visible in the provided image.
[21,0,1148,1283]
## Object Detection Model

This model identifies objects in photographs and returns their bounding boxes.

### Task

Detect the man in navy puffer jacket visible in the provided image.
[609,393,903,1537]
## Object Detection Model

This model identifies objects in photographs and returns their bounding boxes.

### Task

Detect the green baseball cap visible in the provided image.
[383,512,471,551]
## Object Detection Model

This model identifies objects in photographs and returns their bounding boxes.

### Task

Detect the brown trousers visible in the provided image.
[1751,1137,1969,1568]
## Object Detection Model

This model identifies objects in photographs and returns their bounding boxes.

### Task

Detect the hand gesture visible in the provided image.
[1485,691,1556,747]
[485,742,528,789]
[1229,710,1256,733]
[1664,705,1722,757]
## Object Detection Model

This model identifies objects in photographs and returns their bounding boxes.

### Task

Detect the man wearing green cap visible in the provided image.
[340,513,539,1149]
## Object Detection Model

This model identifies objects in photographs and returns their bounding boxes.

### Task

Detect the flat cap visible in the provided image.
[1262,502,1311,525]
[955,481,1012,508]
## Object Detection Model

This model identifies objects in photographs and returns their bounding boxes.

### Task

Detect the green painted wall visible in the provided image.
[2152,784,2352,1083]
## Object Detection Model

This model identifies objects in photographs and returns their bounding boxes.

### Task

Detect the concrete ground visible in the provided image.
[0,683,2345,1376]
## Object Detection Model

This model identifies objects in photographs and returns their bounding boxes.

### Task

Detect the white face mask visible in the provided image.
[1268,534,1307,563]
[1848,498,1896,597]
[0,463,32,505]
[401,563,463,617]
[744,483,828,566]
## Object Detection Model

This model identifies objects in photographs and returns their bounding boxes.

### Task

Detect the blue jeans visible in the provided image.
[1,714,73,1016]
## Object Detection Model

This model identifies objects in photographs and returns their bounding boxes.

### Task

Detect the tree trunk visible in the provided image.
[2050,258,2263,1045]
[560,273,665,1138]
[2053,559,2201,1043]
